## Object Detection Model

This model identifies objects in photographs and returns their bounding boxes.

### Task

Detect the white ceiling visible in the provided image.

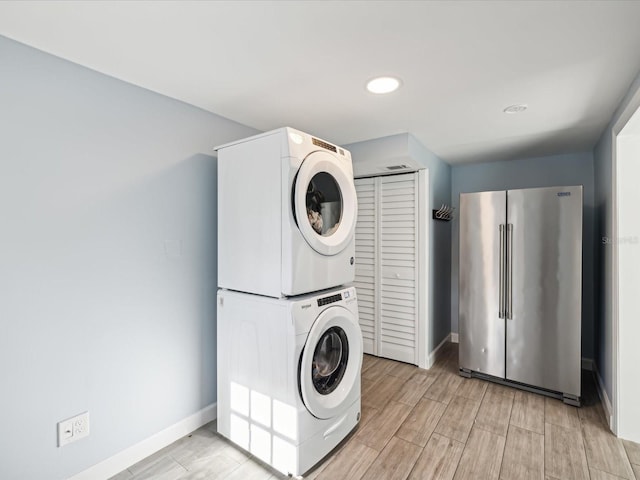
[1,1,640,165]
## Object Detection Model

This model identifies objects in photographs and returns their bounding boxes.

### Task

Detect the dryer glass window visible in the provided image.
[311,326,349,395]
[306,173,342,237]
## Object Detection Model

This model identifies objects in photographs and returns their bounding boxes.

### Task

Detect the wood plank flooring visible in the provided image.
[110,343,640,480]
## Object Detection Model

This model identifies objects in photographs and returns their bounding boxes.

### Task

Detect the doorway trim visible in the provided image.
[611,86,640,436]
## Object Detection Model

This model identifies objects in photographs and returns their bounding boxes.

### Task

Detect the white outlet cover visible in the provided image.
[58,411,90,447]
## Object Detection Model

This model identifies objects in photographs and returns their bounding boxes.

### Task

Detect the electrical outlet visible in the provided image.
[57,412,90,447]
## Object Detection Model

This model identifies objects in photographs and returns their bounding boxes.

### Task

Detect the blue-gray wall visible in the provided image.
[450,152,596,360]
[347,134,452,352]
[0,36,258,479]
[593,68,640,403]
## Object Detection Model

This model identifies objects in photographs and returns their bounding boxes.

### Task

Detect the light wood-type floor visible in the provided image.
[110,343,640,480]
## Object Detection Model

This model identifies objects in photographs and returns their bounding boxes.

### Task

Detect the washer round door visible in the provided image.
[293,150,357,256]
[300,305,362,419]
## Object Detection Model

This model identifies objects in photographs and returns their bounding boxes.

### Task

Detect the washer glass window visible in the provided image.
[306,173,343,237]
[311,326,349,395]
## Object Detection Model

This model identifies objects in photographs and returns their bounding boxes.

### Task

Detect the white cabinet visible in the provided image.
[354,171,429,367]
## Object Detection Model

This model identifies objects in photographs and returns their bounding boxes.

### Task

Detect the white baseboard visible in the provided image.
[428,334,453,368]
[450,332,459,343]
[69,403,217,480]
[593,365,614,431]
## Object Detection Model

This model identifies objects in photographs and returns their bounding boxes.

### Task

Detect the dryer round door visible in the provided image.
[294,151,357,256]
[300,305,362,419]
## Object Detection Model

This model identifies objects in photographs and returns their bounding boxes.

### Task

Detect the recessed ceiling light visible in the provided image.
[503,104,528,114]
[366,76,402,94]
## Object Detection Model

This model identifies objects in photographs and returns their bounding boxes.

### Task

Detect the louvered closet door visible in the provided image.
[354,177,376,354]
[354,173,419,364]
[379,174,418,364]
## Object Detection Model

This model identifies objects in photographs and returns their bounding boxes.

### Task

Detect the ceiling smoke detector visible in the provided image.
[503,104,528,114]
[366,76,402,94]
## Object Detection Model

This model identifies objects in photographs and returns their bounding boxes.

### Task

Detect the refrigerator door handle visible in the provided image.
[506,223,513,319]
[499,224,505,318]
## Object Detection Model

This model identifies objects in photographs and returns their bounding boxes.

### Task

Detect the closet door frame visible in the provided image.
[417,169,429,369]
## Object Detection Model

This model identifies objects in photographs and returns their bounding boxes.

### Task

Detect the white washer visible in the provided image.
[216,127,357,298]
[216,286,362,476]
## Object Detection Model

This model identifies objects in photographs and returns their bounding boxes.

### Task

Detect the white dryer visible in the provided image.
[216,286,362,476]
[216,127,357,298]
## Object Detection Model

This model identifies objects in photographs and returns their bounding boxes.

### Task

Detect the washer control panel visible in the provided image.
[317,293,342,307]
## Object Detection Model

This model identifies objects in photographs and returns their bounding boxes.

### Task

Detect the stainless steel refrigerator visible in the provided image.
[458,186,583,405]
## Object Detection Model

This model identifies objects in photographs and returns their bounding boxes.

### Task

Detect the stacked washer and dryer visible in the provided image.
[215,127,362,476]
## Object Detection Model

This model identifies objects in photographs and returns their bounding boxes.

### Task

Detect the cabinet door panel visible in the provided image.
[379,174,418,364]
[354,177,377,355]
[355,173,421,365]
